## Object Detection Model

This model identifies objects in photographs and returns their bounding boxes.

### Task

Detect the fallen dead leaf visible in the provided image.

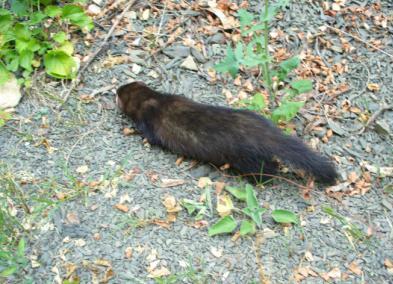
[197,177,212,188]
[210,246,223,258]
[148,266,171,278]
[160,178,185,188]
[66,212,80,225]
[216,194,234,217]
[367,83,380,92]
[114,204,129,213]
[76,165,89,174]
[348,261,362,275]
[124,247,133,259]
[162,195,182,213]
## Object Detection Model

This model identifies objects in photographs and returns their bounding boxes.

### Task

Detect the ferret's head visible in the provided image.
[116,81,156,119]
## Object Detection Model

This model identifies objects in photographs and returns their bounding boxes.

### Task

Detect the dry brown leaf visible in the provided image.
[191,220,209,228]
[348,261,362,275]
[347,171,358,183]
[367,83,380,92]
[125,247,133,259]
[160,178,185,188]
[210,246,223,258]
[114,204,129,213]
[66,212,80,225]
[162,195,182,213]
[151,219,171,229]
[148,266,171,278]
[216,194,234,217]
[175,156,184,166]
[215,181,226,195]
[197,177,212,188]
[76,165,89,174]
[384,258,393,268]
[327,267,341,279]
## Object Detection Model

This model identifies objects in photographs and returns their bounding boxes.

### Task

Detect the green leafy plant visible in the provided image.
[208,215,237,236]
[215,1,313,125]
[271,209,299,224]
[0,109,12,127]
[0,1,93,86]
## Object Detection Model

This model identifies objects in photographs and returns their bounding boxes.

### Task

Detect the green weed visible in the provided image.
[215,1,312,124]
[0,1,93,87]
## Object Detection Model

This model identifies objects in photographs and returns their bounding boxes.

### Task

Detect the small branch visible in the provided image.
[59,0,136,108]
[358,103,393,134]
[325,25,393,59]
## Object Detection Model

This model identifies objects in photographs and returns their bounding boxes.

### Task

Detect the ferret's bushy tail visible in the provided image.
[271,134,338,184]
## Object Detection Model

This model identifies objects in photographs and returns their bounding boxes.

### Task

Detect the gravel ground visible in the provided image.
[1,0,392,283]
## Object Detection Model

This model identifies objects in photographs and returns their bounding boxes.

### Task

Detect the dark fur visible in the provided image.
[116,82,338,184]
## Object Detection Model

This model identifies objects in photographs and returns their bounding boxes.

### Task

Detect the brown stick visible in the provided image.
[59,0,136,108]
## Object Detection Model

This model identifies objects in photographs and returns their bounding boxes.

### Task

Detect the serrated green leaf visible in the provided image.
[44,50,77,79]
[240,220,256,236]
[7,56,19,72]
[44,5,62,17]
[0,265,17,277]
[214,46,239,78]
[208,215,237,236]
[53,31,67,43]
[271,100,304,123]
[0,13,13,33]
[290,79,313,94]
[0,62,11,85]
[237,9,254,26]
[62,4,93,30]
[14,23,31,41]
[29,12,47,24]
[271,209,298,224]
[225,186,246,201]
[234,42,244,62]
[11,0,29,16]
[19,50,34,71]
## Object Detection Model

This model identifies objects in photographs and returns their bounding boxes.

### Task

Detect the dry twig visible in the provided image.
[358,103,393,134]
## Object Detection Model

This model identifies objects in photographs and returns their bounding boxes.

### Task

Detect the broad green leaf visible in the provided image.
[53,32,67,44]
[7,56,19,72]
[11,0,29,16]
[208,215,237,236]
[0,109,12,127]
[0,62,11,85]
[0,13,13,33]
[181,199,203,215]
[225,186,246,201]
[271,209,298,224]
[280,56,300,73]
[290,79,313,94]
[240,220,256,236]
[62,4,93,30]
[44,50,77,79]
[14,23,31,41]
[19,50,34,71]
[29,12,47,24]
[17,238,26,257]
[271,100,304,123]
[214,46,239,78]
[0,265,17,277]
[58,41,74,56]
[44,5,63,17]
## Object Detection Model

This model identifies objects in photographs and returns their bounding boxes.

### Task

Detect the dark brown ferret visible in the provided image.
[116,82,338,184]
